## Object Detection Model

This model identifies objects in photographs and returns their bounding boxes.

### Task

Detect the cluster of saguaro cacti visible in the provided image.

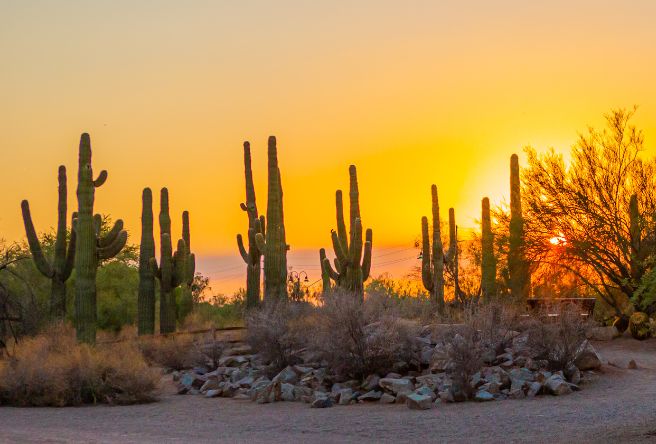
[74,133,127,344]
[254,136,289,302]
[481,197,496,299]
[21,166,77,319]
[321,165,373,298]
[237,142,265,308]
[421,185,456,309]
[508,154,530,302]
[148,188,194,334]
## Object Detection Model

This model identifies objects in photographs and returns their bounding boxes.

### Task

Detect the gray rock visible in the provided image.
[362,374,381,391]
[379,393,396,404]
[415,374,444,391]
[338,388,354,405]
[587,326,620,341]
[474,390,495,402]
[273,366,299,385]
[544,374,572,396]
[414,386,437,401]
[180,373,205,390]
[358,390,383,401]
[205,389,221,398]
[379,378,414,395]
[281,383,295,401]
[293,385,313,401]
[311,397,333,408]
[218,355,249,367]
[438,389,454,403]
[406,393,432,410]
[574,341,602,371]
[526,381,542,397]
[565,366,581,385]
[199,379,220,393]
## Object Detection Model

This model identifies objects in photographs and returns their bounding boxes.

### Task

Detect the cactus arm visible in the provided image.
[444,208,457,263]
[331,229,349,265]
[335,190,349,254]
[350,218,364,266]
[348,165,361,233]
[20,200,55,278]
[323,256,341,281]
[259,215,266,237]
[98,219,124,248]
[93,170,107,187]
[333,257,343,275]
[237,234,249,262]
[188,253,195,280]
[62,214,77,280]
[362,229,373,281]
[97,230,127,260]
[150,257,160,279]
[421,216,433,292]
[93,214,103,237]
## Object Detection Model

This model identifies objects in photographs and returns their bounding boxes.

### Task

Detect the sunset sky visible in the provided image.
[2,1,655,291]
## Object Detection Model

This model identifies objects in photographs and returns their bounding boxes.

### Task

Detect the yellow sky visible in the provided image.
[1,1,656,290]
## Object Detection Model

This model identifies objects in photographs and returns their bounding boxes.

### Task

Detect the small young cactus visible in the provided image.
[237,142,264,308]
[481,197,496,299]
[322,165,373,298]
[21,165,76,319]
[74,133,127,344]
[254,136,289,302]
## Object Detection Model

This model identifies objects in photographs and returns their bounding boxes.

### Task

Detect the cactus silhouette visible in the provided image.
[508,154,530,301]
[74,133,127,344]
[237,142,264,308]
[481,197,496,299]
[178,210,196,320]
[322,165,373,298]
[254,136,289,302]
[138,188,156,335]
[151,188,189,334]
[21,165,76,319]
[319,248,332,294]
[421,185,456,310]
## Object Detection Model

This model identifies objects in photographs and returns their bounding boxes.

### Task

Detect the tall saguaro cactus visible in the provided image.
[74,133,127,344]
[319,248,332,294]
[21,165,76,319]
[255,136,289,302]
[508,154,530,301]
[322,165,373,298]
[152,188,189,334]
[237,142,264,308]
[138,188,156,335]
[481,197,496,299]
[421,184,456,309]
[178,210,196,320]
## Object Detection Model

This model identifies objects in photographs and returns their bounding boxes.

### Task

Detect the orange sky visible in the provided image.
[1,1,655,291]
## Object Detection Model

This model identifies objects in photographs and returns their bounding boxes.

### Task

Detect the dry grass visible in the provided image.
[0,324,159,406]
[138,335,206,371]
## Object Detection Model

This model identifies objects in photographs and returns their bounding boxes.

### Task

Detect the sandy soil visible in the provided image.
[1,337,656,444]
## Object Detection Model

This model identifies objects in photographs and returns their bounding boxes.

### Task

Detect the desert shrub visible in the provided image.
[443,327,483,399]
[312,290,417,378]
[365,275,435,321]
[245,301,311,371]
[526,304,590,371]
[0,324,159,406]
[189,290,245,329]
[463,301,524,355]
[138,335,205,371]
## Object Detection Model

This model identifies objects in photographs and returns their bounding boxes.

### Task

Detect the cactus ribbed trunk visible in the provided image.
[481,197,496,299]
[319,248,331,294]
[158,188,176,334]
[74,133,127,344]
[178,211,195,320]
[255,136,288,302]
[421,185,455,310]
[508,154,530,302]
[322,165,373,300]
[21,165,76,320]
[237,142,264,308]
[138,188,156,335]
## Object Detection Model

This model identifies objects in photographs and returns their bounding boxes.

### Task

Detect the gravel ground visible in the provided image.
[1,337,656,444]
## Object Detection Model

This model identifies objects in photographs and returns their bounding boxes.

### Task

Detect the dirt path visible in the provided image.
[1,337,656,444]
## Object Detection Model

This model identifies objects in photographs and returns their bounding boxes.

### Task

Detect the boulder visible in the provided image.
[338,388,354,405]
[281,383,295,401]
[205,389,221,398]
[406,393,432,410]
[179,373,206,390]
[379,393,396,404]
[200,379,220,393]
[574,341,602,371]
[379,378,414,395]
[587,326,620,341]
[629,312,651,340]
[526,381,542,397]
[474,390,495,402]
[358,390,383,402]
[414,386,437,401]
[311,397,333,408]
[430,345,450,372]
[415,374,445,391]
[273,366,299,385]
[544,374,572,396]
[362,374,381,391]
[564,366,581,385]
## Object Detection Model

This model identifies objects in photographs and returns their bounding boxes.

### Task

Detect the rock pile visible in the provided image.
[175,328,602,410]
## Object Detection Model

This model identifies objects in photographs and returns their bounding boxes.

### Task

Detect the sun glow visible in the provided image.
[550,235,567,246]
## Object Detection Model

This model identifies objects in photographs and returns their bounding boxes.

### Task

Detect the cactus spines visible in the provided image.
[21,165,76,319]
[508,154,530,301]
[254,136,288,302]
[152,188,189,334]
[138,188,156,335]
[322,165,373,298]
[481,197,496,299]
[74,133,127,344]
[237,141,264,308]
[421,185,456,309]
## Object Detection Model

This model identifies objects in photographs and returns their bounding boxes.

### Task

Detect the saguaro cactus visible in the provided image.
[74,133,127,344]
[319,248,332,294]
[421,185,456,309]
[481,197,496,299]
[152,188,189,334]
[21,166,76,319]
[178,210,196,320]
[255,136,289,302]
[138,188,156,335]
[237,142,264,308]
[322,165,373,298]
[508,154,530,301]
